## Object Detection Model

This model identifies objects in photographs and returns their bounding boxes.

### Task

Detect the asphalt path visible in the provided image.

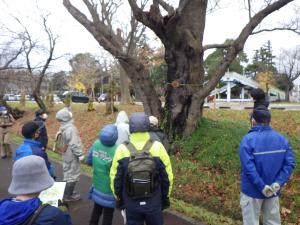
[0,146,199,225]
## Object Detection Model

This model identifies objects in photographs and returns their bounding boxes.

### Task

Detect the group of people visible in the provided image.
[0,106,173,225]
[0,87,296,225]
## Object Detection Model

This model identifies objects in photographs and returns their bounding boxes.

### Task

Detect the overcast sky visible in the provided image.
[1,0,299,82]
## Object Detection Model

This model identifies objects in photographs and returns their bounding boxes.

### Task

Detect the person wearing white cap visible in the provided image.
[0,155,72,225]
[149,116,170,154]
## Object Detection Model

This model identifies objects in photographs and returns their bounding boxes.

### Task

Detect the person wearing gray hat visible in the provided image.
[0,155,72,225]
[239,108,295,225]
[55,107,84,202]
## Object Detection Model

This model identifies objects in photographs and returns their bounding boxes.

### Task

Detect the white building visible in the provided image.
[210,72,286,102]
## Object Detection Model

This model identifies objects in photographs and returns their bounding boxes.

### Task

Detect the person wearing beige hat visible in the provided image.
[149,116,170,154]
[0,155,72,225]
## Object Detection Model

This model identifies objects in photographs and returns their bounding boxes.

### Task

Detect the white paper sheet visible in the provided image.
[39,182,66,207]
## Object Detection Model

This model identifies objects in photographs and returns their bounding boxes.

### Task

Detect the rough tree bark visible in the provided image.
[64,0,295,136]
[128,0,295,136]
[119,65,131,104]
[63,0,163,119]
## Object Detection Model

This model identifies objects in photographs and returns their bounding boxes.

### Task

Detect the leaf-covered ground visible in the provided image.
[9,103,300,224]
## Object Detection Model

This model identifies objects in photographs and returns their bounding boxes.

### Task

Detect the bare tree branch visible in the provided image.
[252,27,300,35]
[199,0,295,99]
[156,0,175,15]
[203,43,232,51]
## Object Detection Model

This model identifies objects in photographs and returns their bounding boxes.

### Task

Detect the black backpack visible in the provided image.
[125,139,160,199]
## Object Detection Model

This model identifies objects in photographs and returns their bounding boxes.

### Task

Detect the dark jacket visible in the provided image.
[149,128,170,154]
[34,117,48,150]
[110,132,173,211]
[239,125,295,199]
[14,139,55,178]
[0,198,72,225]
[253,99,269,109]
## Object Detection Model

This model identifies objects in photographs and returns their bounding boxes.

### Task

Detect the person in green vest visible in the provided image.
[86,124,118,225]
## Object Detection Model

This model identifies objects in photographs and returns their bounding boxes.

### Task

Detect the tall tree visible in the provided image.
[69,53,101,99]
[246,40,276,77]
[50,71,68,92]
[275,45,300,101]
[64,0,297,136]
[16,14,59,112]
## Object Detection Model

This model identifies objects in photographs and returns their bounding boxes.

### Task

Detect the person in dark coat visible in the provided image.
[34,109,48,150]
[110,112,173,225]
[148,116,170,154]
[14,121,56,179]
[249,88,269,109]
[0,155,72,225]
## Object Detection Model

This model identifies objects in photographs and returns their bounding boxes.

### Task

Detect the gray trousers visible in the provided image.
[240,193,281,225]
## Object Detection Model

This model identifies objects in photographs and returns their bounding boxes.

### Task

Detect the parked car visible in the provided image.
[62,91,89,103]
[97,93,107,102]
[4,94,17,101]
[53,94,61,103]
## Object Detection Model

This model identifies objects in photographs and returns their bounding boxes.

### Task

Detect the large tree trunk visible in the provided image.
[33,78,47,112]
[119,66,132,104]
[119,59,163,119]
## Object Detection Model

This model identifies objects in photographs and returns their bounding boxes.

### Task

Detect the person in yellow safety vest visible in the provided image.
[110,112,173,225]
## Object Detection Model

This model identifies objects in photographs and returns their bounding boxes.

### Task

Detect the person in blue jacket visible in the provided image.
[0,155,72,225]
[86,124,118,225]
[239,107,295,225]
[14,121,56,179]
[34,109,49,150]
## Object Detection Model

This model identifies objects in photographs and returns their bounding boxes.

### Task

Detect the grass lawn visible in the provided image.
[8,102,300,225]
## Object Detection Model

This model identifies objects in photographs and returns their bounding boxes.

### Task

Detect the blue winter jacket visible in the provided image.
[239,125,295,199]
[34,117,48,149]
[14,139,55,178]
[0,197,72,225]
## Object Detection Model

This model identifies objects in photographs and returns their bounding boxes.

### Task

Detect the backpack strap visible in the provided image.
[124,141,139,156]
[124,139,154,156]
[142,139,154,154]
[26,204,49,225]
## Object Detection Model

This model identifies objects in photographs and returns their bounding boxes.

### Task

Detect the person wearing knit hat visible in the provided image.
[86,124,118,225]
[0,155,72,225]
[14,121,56,179]
[55,107,84,202]
[34,109,49,150]
[0,106,15,159]
[149,115,170,154]
[239,108,295,225]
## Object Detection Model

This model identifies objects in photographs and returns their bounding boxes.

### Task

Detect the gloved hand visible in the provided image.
[58,199,69,212]
[78,155,85,162]
[162,197,170,210]
[116,198,124,210]
[271,182,280,193]
[262,185,273,197]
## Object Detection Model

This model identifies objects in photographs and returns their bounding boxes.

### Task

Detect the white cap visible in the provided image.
[149,116,158,126]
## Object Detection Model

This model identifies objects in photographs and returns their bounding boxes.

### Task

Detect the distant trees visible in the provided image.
[69,53,101,100]
[245,40,276,78]
[275,46,300,101]
[205,39,249,79]
[50,71,68,93]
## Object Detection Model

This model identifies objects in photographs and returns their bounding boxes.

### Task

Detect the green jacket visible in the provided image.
[88,140,117,194]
